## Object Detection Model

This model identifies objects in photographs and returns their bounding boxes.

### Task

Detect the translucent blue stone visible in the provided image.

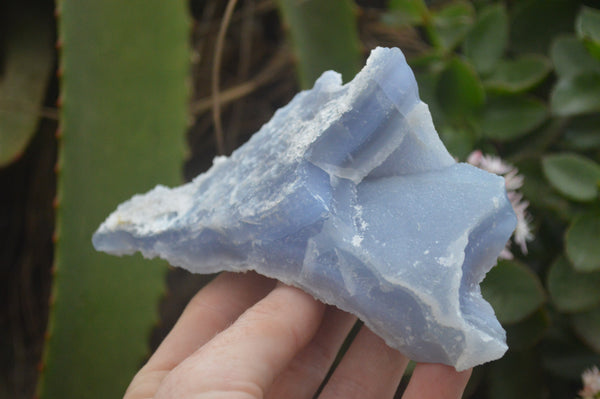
[93,47,517,370]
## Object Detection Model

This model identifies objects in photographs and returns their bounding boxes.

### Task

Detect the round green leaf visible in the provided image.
[541,330,600,380]
[510,0,578,55]
[563,115,600,150]
[432,1,475,51]
[481,260,546,325]
[463,4,508,75]
[505,309,549,351]
[517,159,572,217]
[436,57,484,120]
[437,124,478,160]
[542,153,600,202]
[576,6,600,61]
[551,72,600,116]
[480,94,547,141]
[548,256,600,312]
[415,71,445,127]
[551,35,600,78]
[385,0,426,26]
[566,212,600,272]
[488,351,544,399]
[484,55,552,93]
[571,306,600,353]
[577,6,600,43]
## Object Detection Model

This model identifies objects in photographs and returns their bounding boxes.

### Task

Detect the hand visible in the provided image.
[124,272,472,399]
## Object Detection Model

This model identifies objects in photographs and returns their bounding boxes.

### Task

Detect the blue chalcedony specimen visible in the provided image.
[93,47,517,370]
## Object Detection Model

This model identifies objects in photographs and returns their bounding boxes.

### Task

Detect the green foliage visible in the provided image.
[463,4,508,75]
[481,260,545,325]
[542,153,600,202]
[551,71,600,116]
[436,57,485,119]
[0,0,54,166]
[484,55,552,93]
[547,256,600,312]
[487,350,544,399]
[276,0,361,89]
[510,0,579,54]
[565,211,600,272]
[563,115,600,150]
[383,1,600,396]
[551,36,600,78]
[480,94,547,141]
[430,2,475,51]
[571,306,600,353]
[37,1,189,398]
[505,309,549,351]
[576,6,600,60]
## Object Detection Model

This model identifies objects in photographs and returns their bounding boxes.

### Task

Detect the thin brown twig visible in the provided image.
[212,0,239,155]
[194,0,274,37]
[194,48,290,115]
[227,0,256,147]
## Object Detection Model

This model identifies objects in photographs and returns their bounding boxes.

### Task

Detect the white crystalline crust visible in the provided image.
[93,47,517,371]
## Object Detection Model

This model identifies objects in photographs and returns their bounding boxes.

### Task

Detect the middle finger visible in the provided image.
[266,306,356,399]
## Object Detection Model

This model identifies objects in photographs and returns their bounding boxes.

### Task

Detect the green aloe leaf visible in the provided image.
[480,94,547,141]
[436,57,484,120]
[566,211,600,272]
[37,1,189,398]
[576,6,600,61]
[547,256,600,312]
[551,35,600,78]
[463,3,508,75]
[551,71,600,116]
[276,0,361,89]
[0,0,54,166]
[484,55,552,93]
[481,260,546,325]
[571,306,600,353]
[542,153,600,202]
[431,1,475,51]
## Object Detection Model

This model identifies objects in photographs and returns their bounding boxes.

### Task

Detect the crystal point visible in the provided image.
[93,47,517,370]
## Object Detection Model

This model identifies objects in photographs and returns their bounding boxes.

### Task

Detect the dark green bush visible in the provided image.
[383,1,600,397]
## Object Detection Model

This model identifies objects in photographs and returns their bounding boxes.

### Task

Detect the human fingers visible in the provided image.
[153,283,326,399]
[402,363,472,399]
[124,271,276,399]
[319,325,409,399]
[265,307,356,399]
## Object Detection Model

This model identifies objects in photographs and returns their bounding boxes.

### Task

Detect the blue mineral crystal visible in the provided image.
[93,47,517,370]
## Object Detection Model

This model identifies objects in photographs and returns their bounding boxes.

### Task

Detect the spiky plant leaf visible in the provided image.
[38,1,189,398]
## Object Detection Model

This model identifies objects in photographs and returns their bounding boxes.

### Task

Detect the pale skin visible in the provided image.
[124,272,472,399]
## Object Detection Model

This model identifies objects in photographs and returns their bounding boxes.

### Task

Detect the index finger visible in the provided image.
[125,271,275,399]
[402,363,472,399]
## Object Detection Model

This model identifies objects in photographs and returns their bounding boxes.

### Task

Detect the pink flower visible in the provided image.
[467,150,533,258]
[579,366,600,399]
